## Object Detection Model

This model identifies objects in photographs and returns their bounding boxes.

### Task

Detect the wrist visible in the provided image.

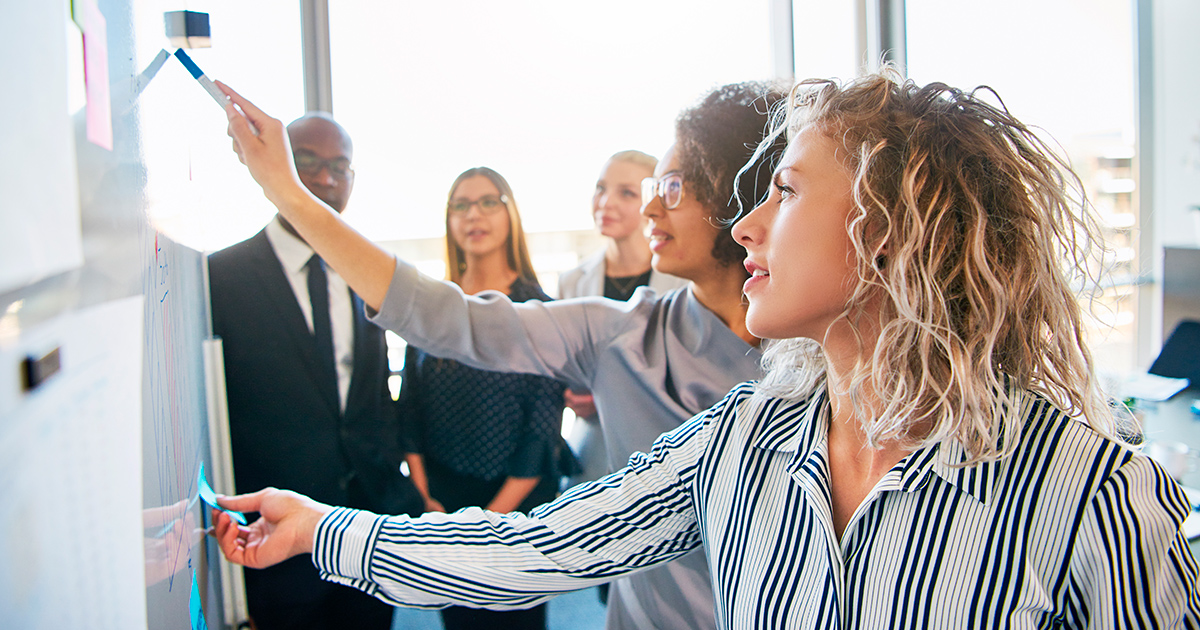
[298,498,336,555]
[268,182,318,220]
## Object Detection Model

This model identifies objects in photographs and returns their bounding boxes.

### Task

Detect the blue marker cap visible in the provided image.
[174,48,204,79]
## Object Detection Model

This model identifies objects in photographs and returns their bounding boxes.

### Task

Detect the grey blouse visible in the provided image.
[369,258,762,630]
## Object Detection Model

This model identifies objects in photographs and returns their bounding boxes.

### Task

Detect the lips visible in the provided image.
[742,260,768,293]
[648,228,672,253]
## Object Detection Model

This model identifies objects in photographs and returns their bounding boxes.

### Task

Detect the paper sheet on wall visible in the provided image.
[80,0,113,150]
[0,296,147,629]
[0,0,85,294]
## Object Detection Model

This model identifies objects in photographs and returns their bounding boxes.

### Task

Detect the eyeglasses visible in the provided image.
[293,152,353,178]
[448,195,509,216]
[641,173,685,210]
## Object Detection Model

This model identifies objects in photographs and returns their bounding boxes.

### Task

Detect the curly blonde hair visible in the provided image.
[749,68,1116,463]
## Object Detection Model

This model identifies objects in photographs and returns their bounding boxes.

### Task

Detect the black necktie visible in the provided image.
[306,254,338,407]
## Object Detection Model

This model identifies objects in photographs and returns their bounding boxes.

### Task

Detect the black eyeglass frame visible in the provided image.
[447,195,510,216]
[293,151,353,178]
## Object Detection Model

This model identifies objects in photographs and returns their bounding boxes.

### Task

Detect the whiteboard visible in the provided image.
[0,1,240,628]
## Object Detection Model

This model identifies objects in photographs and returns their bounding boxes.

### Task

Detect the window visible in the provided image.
[134,1,304,251]
[328,1,774,255]
[906,0,1139,375]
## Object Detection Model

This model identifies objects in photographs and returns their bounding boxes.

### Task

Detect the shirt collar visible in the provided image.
[748,383,1000,506]
[895,440,999,506]
[265,216,316,275]
[749,386,828,456]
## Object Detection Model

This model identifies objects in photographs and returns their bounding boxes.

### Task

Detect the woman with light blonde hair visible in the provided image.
[213,70,1197,627]
[557,150,686,507]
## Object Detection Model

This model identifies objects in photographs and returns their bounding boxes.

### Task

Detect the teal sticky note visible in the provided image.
[190,569,210,630]
[197,462,247,525]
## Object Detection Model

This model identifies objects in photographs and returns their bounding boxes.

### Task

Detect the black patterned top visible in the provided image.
[397,277,566,480]
[603,269,653,301]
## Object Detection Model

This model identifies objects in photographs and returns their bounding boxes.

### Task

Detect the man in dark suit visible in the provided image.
[209,113,421,630]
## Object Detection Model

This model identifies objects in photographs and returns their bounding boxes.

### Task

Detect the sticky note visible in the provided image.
[79,0,112,150]
[190,569,210,630]
[197,462,247,525]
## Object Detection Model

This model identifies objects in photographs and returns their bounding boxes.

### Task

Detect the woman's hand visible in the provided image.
[212,81,398,311]
[423,496,447,513]
[212,488,334,569]
[214,81,312,212]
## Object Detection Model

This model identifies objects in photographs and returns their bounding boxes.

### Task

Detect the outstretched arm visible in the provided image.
[216,81,396,310]
[217,82,613,391]
[210,397,728,610]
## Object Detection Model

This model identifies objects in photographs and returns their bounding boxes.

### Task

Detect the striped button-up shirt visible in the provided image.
[314,383,1200,628]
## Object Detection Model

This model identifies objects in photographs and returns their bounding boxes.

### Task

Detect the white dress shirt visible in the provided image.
[265,217,354,411]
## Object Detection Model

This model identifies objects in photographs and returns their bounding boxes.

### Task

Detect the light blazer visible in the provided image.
[557,249,688,299]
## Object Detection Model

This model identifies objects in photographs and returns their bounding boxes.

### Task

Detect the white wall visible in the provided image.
[1140,0,1200,364]
[1150,0,1200,245]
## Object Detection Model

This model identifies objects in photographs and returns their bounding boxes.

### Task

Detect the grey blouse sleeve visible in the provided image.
[368,258,629,391]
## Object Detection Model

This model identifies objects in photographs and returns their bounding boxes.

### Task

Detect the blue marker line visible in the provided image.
[173,49,228,110]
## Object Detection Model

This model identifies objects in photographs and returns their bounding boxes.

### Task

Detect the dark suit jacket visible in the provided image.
[209,229,421,517]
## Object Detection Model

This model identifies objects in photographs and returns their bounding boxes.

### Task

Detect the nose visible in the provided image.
[461,201,490,220]
[641,195,662,220]
[732,201,767,246]
[309,166,337,187]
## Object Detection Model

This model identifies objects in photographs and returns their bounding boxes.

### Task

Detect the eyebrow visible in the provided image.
[771,167,799,185]
[293,149,349,160]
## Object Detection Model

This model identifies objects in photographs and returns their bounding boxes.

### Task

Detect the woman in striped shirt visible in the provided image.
[214,69,1199,627]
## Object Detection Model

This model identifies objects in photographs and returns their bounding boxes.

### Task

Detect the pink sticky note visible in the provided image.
[81,0,112,150]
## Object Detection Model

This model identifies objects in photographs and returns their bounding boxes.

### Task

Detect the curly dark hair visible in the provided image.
[675,81,790,269]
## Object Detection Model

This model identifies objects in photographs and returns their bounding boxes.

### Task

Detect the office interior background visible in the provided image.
[88,0,1200,398]
[5,1,1197,628]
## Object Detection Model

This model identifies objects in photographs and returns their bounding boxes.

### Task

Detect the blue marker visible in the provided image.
[174,49,257,134]
[173,49,228,109]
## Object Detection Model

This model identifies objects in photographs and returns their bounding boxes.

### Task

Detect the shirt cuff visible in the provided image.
[312,507,387,582]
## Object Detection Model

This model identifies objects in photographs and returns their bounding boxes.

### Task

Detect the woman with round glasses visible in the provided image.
[214,80,787,630]
[398,166,567,630]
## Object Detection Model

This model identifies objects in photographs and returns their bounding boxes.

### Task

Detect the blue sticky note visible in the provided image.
[197,462,247,525]
[190,569,210,630]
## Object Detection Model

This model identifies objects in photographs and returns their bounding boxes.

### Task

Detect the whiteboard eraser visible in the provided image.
[164,10,211,49]
[22,346,61,392]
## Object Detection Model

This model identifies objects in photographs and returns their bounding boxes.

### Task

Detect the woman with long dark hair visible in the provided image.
[398,166,565,630]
